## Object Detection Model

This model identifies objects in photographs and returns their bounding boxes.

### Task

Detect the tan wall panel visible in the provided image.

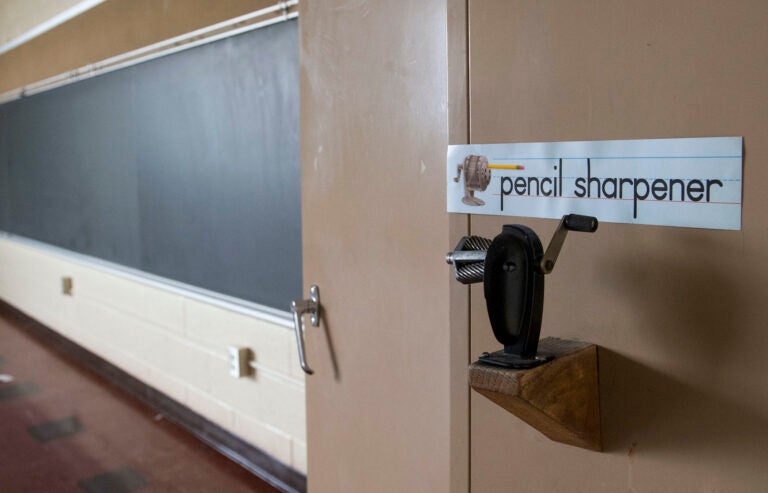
[300,1,454,491]
[468,1,768,491]
[0,0,276,93]
[0,0,94,46]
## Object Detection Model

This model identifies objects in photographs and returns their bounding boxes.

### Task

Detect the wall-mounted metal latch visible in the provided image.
[291,285,320,375]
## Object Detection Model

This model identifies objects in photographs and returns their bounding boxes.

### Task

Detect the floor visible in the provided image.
[0,306,281,493]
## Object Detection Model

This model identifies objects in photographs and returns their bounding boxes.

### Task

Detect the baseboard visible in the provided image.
[0,299,307,493]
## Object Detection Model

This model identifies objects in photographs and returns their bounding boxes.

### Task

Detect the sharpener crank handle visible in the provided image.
[540,214,598,274]
[453,164,464,183]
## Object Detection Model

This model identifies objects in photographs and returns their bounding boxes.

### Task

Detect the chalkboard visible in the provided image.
[0,19,301,311]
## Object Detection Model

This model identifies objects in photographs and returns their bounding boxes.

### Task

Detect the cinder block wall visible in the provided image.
[0,236,306,473]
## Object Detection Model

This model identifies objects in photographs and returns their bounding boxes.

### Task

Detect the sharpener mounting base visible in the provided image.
[477,349,554,369]
[469,337,602,451]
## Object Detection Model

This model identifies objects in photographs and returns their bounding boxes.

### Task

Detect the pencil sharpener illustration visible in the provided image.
[446,214,598,368]
[453,155,491,206]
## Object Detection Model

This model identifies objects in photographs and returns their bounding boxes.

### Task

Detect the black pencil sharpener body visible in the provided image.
[446,214,598,369]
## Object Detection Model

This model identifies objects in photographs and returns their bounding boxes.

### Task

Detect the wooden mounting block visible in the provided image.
[468,337,601,451]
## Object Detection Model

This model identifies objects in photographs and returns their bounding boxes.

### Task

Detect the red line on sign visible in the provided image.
[490,194,740,205]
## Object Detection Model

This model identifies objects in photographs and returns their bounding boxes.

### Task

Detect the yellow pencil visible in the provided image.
[488,164,525,170]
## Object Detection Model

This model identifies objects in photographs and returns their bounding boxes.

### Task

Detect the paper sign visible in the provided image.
[447,137,742,230]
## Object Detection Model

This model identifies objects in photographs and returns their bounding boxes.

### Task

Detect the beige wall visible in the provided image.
[0,0,276,93]
[299,1,464,491]
[0,0,100,48]
[0,0,305,475]
[467,1,768,491]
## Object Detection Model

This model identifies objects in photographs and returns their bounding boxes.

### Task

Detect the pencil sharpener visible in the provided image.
[446,214,598,369]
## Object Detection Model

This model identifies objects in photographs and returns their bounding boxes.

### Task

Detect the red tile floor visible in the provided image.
[0,305,281,493]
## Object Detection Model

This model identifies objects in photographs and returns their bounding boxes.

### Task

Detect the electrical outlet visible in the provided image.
[227,346,251,378]
[62,277,73,296]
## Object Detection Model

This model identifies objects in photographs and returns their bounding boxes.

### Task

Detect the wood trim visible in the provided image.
[447,0,471,491]
[0,299,307,493]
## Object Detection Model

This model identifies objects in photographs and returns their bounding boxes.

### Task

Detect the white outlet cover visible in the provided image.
[227,346,248,378]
